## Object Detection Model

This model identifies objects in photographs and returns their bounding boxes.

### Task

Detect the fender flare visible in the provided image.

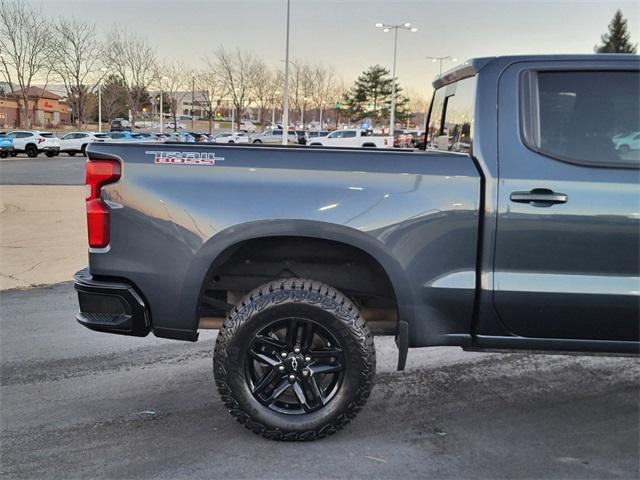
[177,219,416,341]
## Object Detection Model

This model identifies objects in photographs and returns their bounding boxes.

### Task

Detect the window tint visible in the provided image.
[522,70,639,167]
[426,76,475,153]
[343,131,356,138]
[328,131,342,138]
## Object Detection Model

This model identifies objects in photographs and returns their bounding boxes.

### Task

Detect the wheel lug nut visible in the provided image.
[304,356,311,362]
[294,347,301,354]
[289,374,296,382]
[302,369,309,376]
[281,352,288,358]
[278,365,285,372]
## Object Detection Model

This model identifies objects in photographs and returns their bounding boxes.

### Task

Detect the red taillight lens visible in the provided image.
[85,159,121,248]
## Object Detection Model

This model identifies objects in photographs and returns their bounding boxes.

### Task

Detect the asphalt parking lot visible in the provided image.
[1,157,639,479]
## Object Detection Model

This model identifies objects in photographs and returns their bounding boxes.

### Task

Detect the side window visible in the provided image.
[62,134,73,140]
[343,131,356,138]
[521,70,639,167]
[328,131,342,138]
[426,76,476,153]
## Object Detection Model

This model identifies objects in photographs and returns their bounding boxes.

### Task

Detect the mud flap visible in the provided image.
[396,320,409,370]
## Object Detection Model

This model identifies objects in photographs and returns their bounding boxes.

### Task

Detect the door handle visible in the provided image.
[510,189,567,207]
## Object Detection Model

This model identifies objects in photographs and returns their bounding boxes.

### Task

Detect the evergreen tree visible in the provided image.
[595,10,637,53]
[343,65,410,124]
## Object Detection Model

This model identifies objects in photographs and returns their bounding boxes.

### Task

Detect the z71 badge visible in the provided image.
[145,151,224,165]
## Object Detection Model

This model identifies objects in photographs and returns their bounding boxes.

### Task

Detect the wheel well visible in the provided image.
[198,236,398,334]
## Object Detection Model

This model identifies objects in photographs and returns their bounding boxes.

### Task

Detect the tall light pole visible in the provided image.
[376,22,417,135]
[282,0,290,145]
[425,56,457,77]
[97,67,108,132]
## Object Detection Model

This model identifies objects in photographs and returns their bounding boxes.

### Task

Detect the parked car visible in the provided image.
[166,122,186,130]
[307,130,330,140]
[110,118,131,132]
[250,129,298,144]
[307,128,393,148]
[187,132,211,143]
[212,132,250,144]
[295,130,308,145]
[59,132,106,156]
[612,131,640,154]
[8,131,60,157]
[239,120,257,133]
[0,132,14,157]
[75,55,639,441]
[132,132,160,142]
[103,132,142,143]
[164,132,195,142]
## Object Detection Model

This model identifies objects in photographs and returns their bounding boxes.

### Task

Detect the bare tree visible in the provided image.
[289,60,314,127]
[0,0,52,128]
[214,47,255,129]
[159,61,188,131]
[50,17,101,129]
[405,89,429,128]
[103,27,157,129]
[194,67,222,134]
[250,59,274,124]
[310,64,335,129]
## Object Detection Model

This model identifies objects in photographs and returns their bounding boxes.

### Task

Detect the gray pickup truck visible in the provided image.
[75,55,639,441]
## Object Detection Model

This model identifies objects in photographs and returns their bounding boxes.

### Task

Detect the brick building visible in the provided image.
[0,86,70,129]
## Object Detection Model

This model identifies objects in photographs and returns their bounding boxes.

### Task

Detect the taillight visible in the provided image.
[85,159,121,248]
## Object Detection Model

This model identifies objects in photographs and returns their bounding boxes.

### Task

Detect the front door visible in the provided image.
[494,60,639,341]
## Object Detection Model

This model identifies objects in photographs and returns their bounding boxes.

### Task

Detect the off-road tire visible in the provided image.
[214,278,375,441]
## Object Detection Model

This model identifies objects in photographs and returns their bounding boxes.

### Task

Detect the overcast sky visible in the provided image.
[33,0,639,96]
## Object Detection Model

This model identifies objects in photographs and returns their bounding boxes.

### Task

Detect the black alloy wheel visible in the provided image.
[245,317,344,415]
[214,278,375,441]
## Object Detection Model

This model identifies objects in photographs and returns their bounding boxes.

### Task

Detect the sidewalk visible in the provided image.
[0,185,86,290]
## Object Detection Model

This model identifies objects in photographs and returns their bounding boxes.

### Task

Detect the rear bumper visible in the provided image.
[74,268,150,337]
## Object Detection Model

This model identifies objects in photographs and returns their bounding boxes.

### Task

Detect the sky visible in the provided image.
[31,0,640,97]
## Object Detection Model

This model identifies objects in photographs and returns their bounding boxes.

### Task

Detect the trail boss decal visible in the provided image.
[145,151,224,165]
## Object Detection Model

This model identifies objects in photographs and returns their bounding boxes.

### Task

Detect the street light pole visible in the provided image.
[282,0,290,145]
[376,22,418,136]
[425,56,457,77]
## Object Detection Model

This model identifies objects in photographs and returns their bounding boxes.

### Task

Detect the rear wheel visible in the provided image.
[214,278,375,441]
[253,140,262,143]
[9,151,17,157]
[68,151,76,156]
[0,151,7,158]
[25,144,38,157]
[45,151,55,158]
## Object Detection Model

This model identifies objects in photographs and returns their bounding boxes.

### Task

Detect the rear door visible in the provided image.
[494,59,639,342]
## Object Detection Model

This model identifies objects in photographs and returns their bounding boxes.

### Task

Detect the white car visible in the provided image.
[8,131,60,157]
[613,131,640,154]
[213,132,250,144]
[59,132,108,156]
[165,122,186,130]
[239,120,257,133]
[307,128,393,148]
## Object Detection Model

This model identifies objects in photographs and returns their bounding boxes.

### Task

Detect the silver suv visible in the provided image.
[250,129,297,144]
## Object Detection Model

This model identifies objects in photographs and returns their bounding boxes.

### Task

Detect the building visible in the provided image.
[0,86,71,129]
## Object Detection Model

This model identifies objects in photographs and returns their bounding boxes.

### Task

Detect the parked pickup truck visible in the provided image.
[307,128,393,148]
[75,55,639,441]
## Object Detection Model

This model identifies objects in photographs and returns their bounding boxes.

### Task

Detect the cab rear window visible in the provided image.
[520,70,639,167]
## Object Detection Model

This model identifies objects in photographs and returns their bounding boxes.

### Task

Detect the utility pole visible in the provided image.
[282,0,290,145]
